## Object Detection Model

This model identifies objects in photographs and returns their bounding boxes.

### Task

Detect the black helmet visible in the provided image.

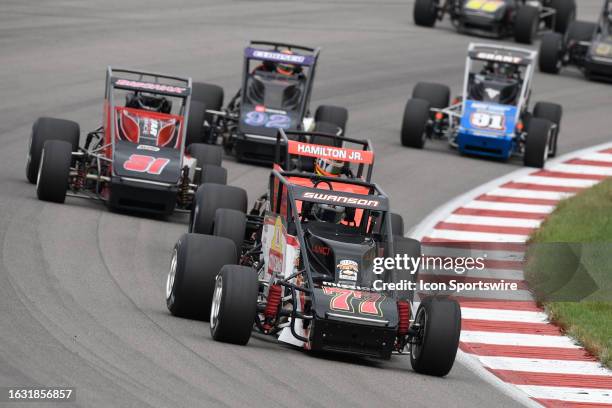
[125,92,172,113]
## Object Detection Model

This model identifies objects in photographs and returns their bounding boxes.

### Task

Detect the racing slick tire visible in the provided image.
[200,164,227,185]
[390,212,405,237]
[27,117,79,184]
[412,82,450,111]
[524,118,553,168]
[401,98,431,149]
[192,81,224,126]
[190,183,248,234]
[539,33,565,74]
[393,236,422,301]
[413,0,438,27]
[36,140,72,203]
[514,5,539,44]
[410,297,461,377]
[186,101,207,146]
[567,21,597,42]
[213,209,247,258]
[187,143,223,167]
[166,233,237,319]
[210,265,259,345]
[534,102,562,157]
[315,105,348,135]
[549,0,576,34]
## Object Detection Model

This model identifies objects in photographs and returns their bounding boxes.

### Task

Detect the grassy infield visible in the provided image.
[526,179,612,368]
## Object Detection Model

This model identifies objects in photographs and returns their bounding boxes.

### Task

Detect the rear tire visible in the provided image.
[414,0,439,27]
[390,212,405,237]
[190,183,248,234]
[533,102,562,157]
[166,233,237,320]
[36,140,72,203]
[314,105,348,135]
[539,33,564,74]
[210,265,259,345]
[412,82,450,111]
[524,118,553,168]
[401,99,431,149]
[186,101,206,146]
[549,0,576,34]
[514,6,539,44]
[26,117,79,184]
[213,208,247,257]
[410,297,461,377]
[187,143,223,167]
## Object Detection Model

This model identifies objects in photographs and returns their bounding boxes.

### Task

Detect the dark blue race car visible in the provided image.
[400,43,563,168]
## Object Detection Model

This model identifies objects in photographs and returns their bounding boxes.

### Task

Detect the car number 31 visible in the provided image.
[244,111,292,129]
[470,112,505,130]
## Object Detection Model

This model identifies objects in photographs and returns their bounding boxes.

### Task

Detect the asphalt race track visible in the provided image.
[1,1,610,407]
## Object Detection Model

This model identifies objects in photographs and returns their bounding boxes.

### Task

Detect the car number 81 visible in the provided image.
[470,112,505,131]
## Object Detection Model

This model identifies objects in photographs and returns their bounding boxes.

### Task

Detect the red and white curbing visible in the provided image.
[410,142,612,408]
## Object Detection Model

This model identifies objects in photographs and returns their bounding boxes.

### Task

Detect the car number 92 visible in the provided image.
[470,111,505,131]
[244,111,292,129]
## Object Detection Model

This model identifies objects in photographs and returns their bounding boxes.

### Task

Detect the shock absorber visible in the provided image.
[178,166,190,205]
[397,300,411,336]
[74,163,86,191]
[263,284,282,332]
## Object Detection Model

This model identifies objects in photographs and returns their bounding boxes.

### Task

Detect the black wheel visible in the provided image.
[514,6,539,44]
[414,0,439,27]
[524,118,553,168]
[26,117,79,184]
[534,102,562,157]
[210,265,259,345]
[567,21,596,42]
[401,99,431,149]
[166,233,238,320]
[199,164,227,185]
[410,297,461,377]
[393,236,422,301]
[314,105,348,135]
[539,33,565,74]
[549,0,576,34]
[186,101,206,146]
[36,140,72,203]
[213,208,247,256]
[192,82,224,125]
[187,143,223,167]
[190,183,248,234]
[390,212,405,237]
[412,82,450,111]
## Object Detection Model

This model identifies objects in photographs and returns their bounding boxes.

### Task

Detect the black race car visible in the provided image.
[186,41,349,164]
[27,67,226,215]
[539,0,612,81]
[165,129,462,377]
[414,0,576,44]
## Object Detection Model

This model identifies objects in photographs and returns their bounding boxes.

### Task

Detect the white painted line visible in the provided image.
[451,290,534,301]
[488,187,573,201]
[461,307,548,324]
[454,268,525,280]
[552,163,612,176]
[580,152,612,163]
[460,331,580,348]
[479,356,612,376]
[422,246,525,261]
[516,175,598,188]
[515,385,612,404]
[463,200,555,214]
[445,214,542,228]
[427,229,529,242]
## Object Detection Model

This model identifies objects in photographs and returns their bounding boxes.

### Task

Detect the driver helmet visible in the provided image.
[276,49,297,76]
[315,157,344,177]
[125,92,172,113]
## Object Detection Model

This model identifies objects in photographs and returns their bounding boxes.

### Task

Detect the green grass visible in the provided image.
[525,178,612,368]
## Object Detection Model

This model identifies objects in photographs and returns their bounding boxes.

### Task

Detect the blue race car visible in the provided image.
[400,43,562,168]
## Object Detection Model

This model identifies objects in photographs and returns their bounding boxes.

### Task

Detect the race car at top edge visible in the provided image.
[414,0,576,44]
[165,129,462,377]
[539,0,612,81]
[186,41,349,164]
[27,67,226,215]
[400,43,563,168]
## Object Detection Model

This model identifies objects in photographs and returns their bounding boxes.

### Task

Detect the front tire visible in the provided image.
[414,0,439,27]
[410,297,461,377]
[213,208,247,257]
[210,265,259,345]
[190,183,248,234]
[36,140,72,203]
[314,105,349,135]
[533,102,562,157]
[549,0,576,34]
[186,101,206,146]
[524,118,553,168]
[539,33,564,74]
[412,82,450,111]
[401,99,431,149]
[166,233,238,320]
[514,6,539,44]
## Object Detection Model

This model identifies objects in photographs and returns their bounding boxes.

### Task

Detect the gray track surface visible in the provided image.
[0,1,610,407]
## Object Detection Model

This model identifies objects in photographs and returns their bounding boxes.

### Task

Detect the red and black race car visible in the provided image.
[26,67,226,215]
[166,130,462,377]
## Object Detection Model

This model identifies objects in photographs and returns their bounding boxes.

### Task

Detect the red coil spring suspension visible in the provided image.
[397,301,411,336]
[263,284,282,332]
